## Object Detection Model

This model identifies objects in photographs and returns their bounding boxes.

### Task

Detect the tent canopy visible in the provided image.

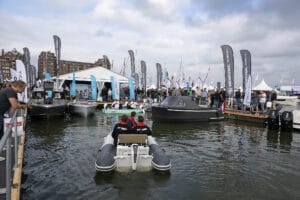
[55,66,130,83]
[253,79,273,91]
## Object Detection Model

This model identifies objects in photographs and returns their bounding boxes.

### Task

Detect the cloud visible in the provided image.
[1,0,300,86]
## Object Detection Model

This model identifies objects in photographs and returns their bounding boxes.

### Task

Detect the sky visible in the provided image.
[1,0,300,87]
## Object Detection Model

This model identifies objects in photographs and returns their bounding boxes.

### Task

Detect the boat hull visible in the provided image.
[29,103,67,119]
[293,110,300,130]
[103,108,144,115]
[151,106,224,122]
[69,102,98,117]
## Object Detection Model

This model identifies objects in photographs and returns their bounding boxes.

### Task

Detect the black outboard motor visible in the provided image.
[280,111,293,131]
[268,109,280,130]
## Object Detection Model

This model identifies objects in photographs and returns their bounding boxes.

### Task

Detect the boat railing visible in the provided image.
[0,109,25,200]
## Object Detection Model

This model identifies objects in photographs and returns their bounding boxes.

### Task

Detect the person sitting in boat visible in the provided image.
[127,111,137,130]
[135,115,152,136]
[112,114,130,146]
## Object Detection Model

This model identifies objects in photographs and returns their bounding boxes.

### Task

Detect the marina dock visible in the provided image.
[224,109,268,125]
[0,110,26,200]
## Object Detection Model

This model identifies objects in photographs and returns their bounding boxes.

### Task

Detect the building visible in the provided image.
[37,51,112,79]
[0,49,24,81]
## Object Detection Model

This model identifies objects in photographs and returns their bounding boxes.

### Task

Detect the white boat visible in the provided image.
[276,95,299,106]
[293,110,300,130]
[68,101,98,117]
[95,133,171,172]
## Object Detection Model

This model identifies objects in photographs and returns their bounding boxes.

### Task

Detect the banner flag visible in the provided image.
[90,75,97,100]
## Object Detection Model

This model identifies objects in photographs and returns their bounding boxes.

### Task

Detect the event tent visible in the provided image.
[252,79,273,91]
[55,66,131,101]
[55,66,129,83]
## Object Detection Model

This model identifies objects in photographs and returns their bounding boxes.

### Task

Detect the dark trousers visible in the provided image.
[0,115,4,140]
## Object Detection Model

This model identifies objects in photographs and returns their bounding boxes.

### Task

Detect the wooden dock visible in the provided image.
[0,111,27,200]
[224,109,268,125]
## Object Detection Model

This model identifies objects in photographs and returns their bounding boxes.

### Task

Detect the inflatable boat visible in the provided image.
[95,133,171,172]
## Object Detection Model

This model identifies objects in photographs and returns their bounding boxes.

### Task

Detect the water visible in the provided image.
[21,104,300,200]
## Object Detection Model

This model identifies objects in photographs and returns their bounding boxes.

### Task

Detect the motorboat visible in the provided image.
[29,81,68,119]
[293,110,300,130]
[151,96,224,122]
[276,95,299,106]
[68,101,98,117]
[95,133,171,172]
[102,103,145,115]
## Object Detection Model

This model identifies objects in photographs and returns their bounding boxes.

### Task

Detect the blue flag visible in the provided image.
[129,78,135,100]
[44,72,52,81]
[90,75,97,100]
[70,72,76,97]
[110,76,116,100]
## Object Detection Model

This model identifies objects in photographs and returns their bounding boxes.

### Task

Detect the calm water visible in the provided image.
[21,105,300,200]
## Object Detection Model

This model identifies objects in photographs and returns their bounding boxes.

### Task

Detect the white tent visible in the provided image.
[55,66,130,101]
[56,66,129,83]
[252,79,273,91]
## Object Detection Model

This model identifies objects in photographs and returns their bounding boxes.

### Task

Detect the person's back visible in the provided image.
[112,115,130,146]
[135,115,152,136]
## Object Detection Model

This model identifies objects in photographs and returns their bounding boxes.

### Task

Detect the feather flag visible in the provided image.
[129,78,135,100]
[44,72,52,81]
[90,75,97,100]
[110,76,119,100]
[70,72,76,97]
[16,60,28,103]
[243,75,252,107]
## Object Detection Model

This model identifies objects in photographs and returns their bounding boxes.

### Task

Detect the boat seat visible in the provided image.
[118,134,147,145]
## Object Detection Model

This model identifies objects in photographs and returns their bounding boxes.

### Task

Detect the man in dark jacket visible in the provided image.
[0,80,27,140]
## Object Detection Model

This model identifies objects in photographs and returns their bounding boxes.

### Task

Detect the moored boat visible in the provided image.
[68,101,98,117]
[29,81,68,119]
[102,103,145,115]
[293,110,300,130]
[151,96,224,122]
[95,133,171,172]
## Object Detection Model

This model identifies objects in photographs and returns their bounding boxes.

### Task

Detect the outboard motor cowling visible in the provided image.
[280,111,293,131]
[268,109,280,130]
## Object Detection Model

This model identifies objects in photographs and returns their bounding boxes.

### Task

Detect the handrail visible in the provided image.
[0,109,24,200]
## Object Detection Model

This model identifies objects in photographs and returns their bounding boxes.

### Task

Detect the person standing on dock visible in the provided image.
[259,90,267,113]
[0,80,27,140]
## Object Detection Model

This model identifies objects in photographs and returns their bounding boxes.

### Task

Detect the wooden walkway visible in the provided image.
[0,112,26,200]
[224,109,268,125]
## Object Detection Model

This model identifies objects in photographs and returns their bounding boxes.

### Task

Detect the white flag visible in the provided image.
[16,60,28,103]
[243,75,252,107]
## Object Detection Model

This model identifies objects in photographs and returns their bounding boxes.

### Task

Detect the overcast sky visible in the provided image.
[1,0,299,87]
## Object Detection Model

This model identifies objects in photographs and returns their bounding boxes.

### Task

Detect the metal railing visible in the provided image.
[0,109,24,200]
